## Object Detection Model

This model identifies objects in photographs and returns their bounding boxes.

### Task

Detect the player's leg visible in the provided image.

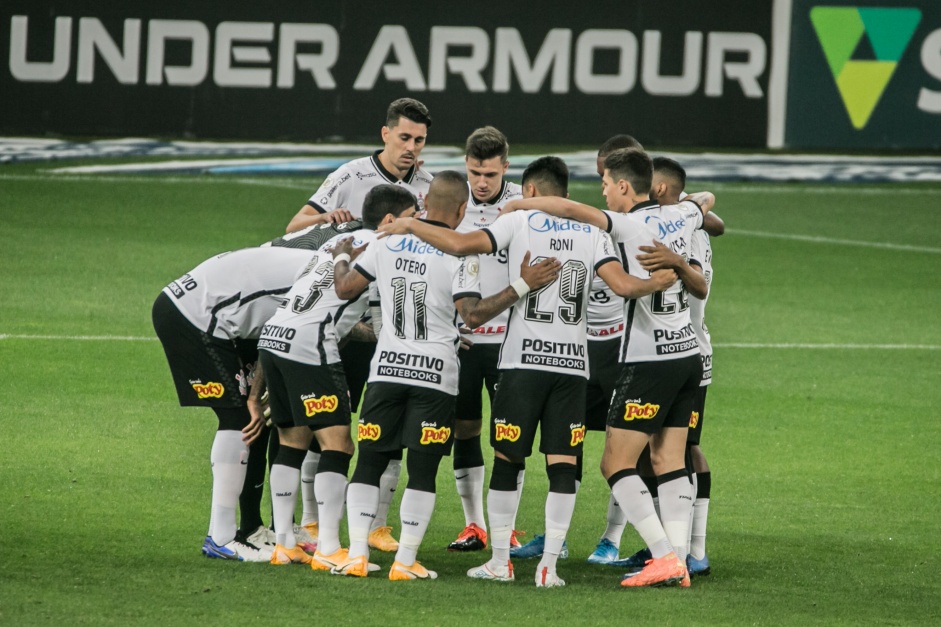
[369,448,402,551]
[687,385,711,575]
[310,424,355,569]
[299,440,321,539]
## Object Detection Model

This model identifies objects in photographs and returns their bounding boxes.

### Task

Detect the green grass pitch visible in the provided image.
[1,159,940,625]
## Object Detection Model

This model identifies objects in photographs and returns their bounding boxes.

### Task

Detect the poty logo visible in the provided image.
[303,394,338,417]
[358,423,381,441]
[494,423,521,442]
[192,381,224,399]
[570,425,586,447]
[810,6,922,129]
[689,411,700,429]
[623,402,660,421]
[420,426,451,445]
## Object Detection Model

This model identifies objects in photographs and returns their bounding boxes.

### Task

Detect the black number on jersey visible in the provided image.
[650,288,690,315]
[523,258,588,325]
[291,258,334,314]
[391,277,428,340]
[589,289,611,304]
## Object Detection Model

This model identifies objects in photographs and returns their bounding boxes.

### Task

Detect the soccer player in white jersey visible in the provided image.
[650,157,723,577]
[448,127,524,553]
[247,185,418,570]
[378,157,676,587]
[327,172,560,581]
[152,246,316,562]
[286,98,434,232]
[502,149,714,587]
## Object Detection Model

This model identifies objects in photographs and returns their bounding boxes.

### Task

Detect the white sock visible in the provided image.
[602,491,628,546]
[540,491,576,572]
[315,470,347,555]
[270,464,300,548]
[395,489,436,566]
[610,474,673,559]
[455,465,486,530]
[487,489,519,563]
[690,498,710,560]
[300,451,321,526]
[658,474,694,562]
[346,483,379,559]
[371,459,401,530]
[208,430,248,546]
[510,469,525,531]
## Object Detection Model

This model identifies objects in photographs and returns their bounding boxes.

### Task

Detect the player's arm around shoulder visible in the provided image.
[596,258,677,299]
[331,236,371,300]
[377,218,492,256]
[501,198,610,231]
[457,251,561,329]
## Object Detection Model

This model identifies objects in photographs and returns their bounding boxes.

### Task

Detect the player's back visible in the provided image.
[260,230,377,365]
[483,210,618,377]
[353,226,481,394]
[163,247,313,340]
[607,202,700,363]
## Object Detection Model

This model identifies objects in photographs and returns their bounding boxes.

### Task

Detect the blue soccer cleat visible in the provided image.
[687,553,711,577]
[586,538,620,565]
[202,536,241,560]
[610,546,651,571]
[509,534,568,559]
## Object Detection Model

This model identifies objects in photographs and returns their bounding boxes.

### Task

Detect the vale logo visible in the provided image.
[810,6,921,129]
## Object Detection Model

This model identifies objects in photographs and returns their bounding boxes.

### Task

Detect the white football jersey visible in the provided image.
[587,269,625,341]
[306,151,433,217]
[689,229,713,385]
[163,247,314,341]
[258,230,377,366]
[456,180,523,344]
[606,199,704,363]
[483,210,620,378]
[353,223,481,395]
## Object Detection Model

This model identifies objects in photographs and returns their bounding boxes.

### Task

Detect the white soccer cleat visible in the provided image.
[467,560,514,582]
[228,539,273,562]
[246,525,276,547]
[535,565,565,588]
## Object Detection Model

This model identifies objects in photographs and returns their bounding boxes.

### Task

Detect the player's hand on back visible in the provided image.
[329,236,369,261]
[636,240,683,272]
[325,208,354,224]
[376,217,415,238]
[520,251,561,290]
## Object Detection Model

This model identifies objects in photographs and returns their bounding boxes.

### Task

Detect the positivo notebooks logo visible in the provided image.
[810,6,921,129]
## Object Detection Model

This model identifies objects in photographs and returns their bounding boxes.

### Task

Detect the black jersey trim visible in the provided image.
[619,298,637,362]
[604,211,613,233]
[471,180,508,207]
[628,199,660,214]
[352,263,375,282]
[316,313,332,364]
[371,150,416,184]
[207,292,242,336]
[481,229,499,254]
[306,201,328,214]
[453,291,482,302]
[689,258,703,268]
[594,257,620,273]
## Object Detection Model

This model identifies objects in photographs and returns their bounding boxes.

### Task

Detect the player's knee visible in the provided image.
[350,449,392,487]
[317,449,353,478]
[405,449,442,493]
[453,435,484,469]
[490,456,524,492]
[454,419,482,440]
[547,462,578,495]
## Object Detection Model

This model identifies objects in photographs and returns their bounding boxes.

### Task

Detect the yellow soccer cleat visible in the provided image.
[389,560,438,581]
[270,544,313,565]
[368,526,399,552]
[329,553,369,578]
[311,547,349,572]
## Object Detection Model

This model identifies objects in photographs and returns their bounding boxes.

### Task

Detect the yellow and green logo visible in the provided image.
[810,6,921,129]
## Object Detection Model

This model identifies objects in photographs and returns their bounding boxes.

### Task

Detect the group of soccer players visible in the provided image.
[152,96,722,588]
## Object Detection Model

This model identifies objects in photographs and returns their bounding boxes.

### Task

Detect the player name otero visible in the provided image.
[395,258,427,275]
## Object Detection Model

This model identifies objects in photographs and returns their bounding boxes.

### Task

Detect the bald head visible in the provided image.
[423,170,468,228]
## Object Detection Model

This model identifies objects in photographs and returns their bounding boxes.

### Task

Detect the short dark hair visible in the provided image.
[604,149,652,195]
[386,98,432,129]
[598,134,644,157]
[465,126,509,163]
[521,156,569,197]
[652,156,686,192]
[424,170,468,214]
[362,184,417,228]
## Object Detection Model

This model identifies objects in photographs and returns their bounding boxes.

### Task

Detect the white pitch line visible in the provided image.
[716,343,941,350]
[727,228,941,254]
[1,334,938,350]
